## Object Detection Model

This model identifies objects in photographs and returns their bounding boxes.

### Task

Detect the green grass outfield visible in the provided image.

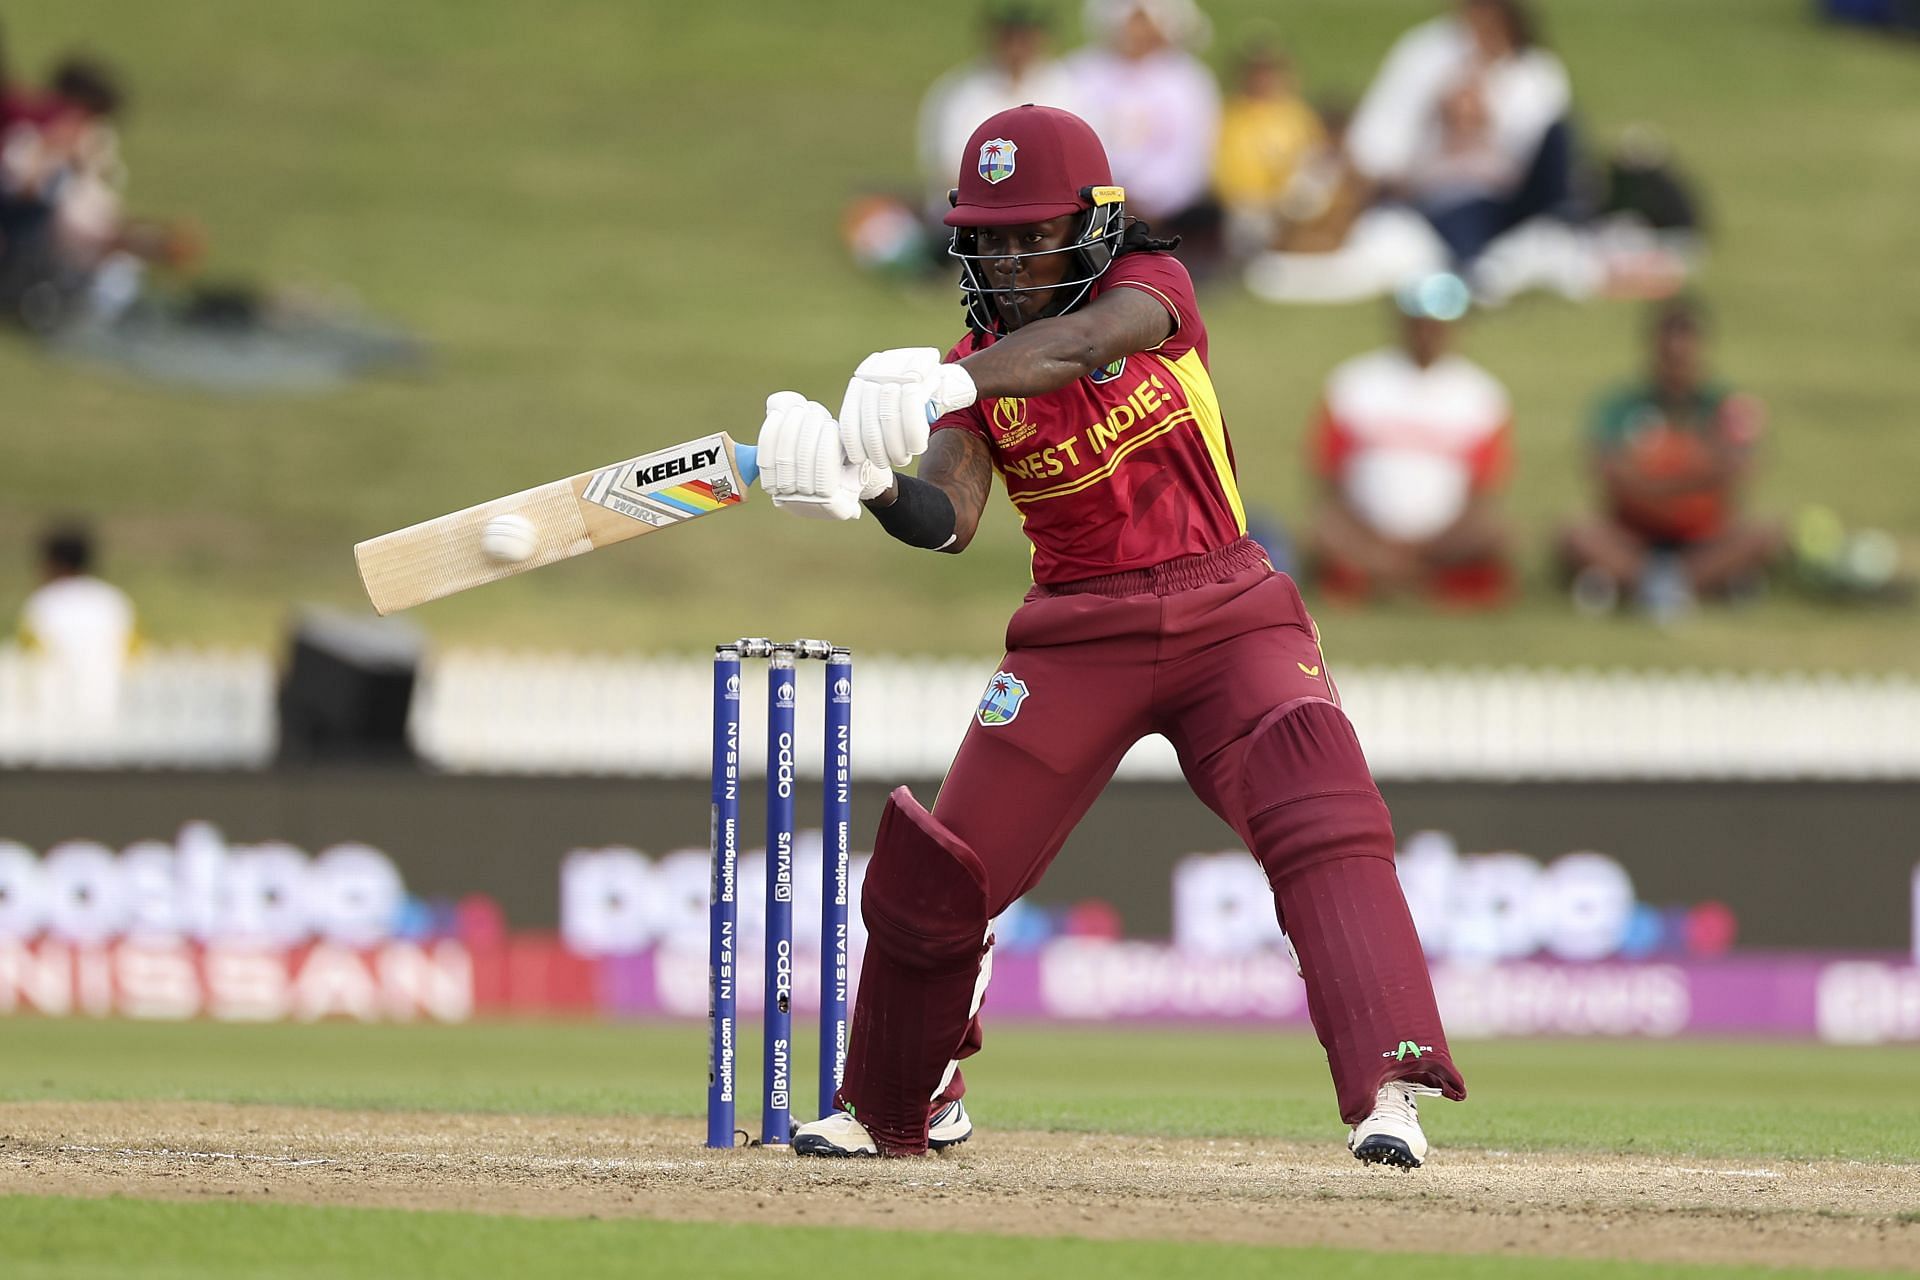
[5,1196,1898,1280]
[4,1018,1918,1279]
[2,1,1917,670]
[7,1017,1918,1162]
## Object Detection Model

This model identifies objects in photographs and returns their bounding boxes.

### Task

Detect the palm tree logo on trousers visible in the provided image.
[976,670,1030,726]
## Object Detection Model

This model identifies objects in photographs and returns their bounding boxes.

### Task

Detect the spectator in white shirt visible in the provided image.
[1346,0,1577,267]
[919,4,1083,216]
[1068,0,1221,266]
[1305,275,1514,607]
[18,523,137,731]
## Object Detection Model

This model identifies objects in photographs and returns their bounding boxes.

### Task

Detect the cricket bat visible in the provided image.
[354,432,761,615]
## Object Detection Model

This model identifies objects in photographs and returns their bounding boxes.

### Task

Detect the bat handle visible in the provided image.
[734,443,760,486]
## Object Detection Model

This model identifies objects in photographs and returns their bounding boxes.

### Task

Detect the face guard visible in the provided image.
[948,186,1127,335]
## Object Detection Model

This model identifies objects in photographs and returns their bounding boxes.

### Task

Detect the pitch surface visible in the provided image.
[6,1101,1918,1274]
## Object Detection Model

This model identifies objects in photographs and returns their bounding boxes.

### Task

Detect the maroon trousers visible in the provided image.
[840,538,1465,1151]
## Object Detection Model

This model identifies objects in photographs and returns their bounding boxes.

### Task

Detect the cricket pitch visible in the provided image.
[4,1102,1916,1273]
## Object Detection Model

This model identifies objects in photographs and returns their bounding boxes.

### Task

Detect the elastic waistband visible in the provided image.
[1040,537,1272,599]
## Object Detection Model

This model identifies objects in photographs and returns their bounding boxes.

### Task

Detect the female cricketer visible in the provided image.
[756,105,1467,1166]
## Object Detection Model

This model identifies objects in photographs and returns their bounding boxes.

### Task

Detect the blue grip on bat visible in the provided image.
[735,443,759,486]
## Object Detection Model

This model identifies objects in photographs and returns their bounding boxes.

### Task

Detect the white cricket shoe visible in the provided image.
[927,1098,972,1151]
[791,1100,972,1158]
[1348,1080,1439,1169]
[792,1110,879,1158]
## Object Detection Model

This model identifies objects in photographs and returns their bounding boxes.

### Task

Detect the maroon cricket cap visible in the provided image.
[945,104,1115,228]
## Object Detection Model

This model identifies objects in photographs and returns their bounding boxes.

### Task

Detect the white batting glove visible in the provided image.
[757,392,864,521]
[838,348,978,470]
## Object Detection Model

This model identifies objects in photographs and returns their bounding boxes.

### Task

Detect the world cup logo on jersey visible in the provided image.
[978,138,1018,184]
[990,396,1036,449]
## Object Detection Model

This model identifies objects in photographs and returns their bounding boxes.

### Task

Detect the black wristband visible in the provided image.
[868,473,958,550]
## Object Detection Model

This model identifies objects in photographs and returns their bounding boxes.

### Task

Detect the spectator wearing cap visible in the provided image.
[1212,36,1327,260]
[1305,275,1514,607]
[1559,299,1783,618]
[919,4,1083,219]
[17,523,138,733]
[1067,0,1221,263]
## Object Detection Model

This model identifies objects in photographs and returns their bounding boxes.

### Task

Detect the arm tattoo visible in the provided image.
[919,430,995,552]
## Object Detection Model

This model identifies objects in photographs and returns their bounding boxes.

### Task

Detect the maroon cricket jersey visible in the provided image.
[932,252,1247,584]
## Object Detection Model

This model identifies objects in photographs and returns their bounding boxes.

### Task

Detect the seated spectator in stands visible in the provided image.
[1069,0,1222,267]
[0,24,58,308]
[1346,0,1576,268]
[3,60,125,285]
[1559,299,1783,619]
[0,56,199,328]
[17,523,138,733]
[0,49,411,389]
[1212,36,1326,260]
[1245,111,1692,308]
[918,4,1081,218]
[1305,274,1513,608]
[1241,102,1455,306]
[1265,102,1366,254]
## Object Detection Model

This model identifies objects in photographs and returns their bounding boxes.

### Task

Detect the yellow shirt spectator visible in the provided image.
[1215,92,1326,212]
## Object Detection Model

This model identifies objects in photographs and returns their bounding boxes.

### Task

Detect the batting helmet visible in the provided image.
[945,104,1127,334]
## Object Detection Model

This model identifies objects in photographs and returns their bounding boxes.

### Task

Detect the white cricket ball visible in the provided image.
[480,513,539,563]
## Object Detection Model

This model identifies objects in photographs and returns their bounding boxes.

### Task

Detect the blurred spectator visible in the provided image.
[17,523,138,732]
[1068,0,1221,264]
[1242,104,1452,305]
[2,57,127,310]
[0,23,58,311]
[0,47,411,390]
[1249,2,1692,306]
[1558,299,1783,619]
[0,54,200,329]
[1347,0,1577,268]
[919,4,1082,217]
[1212,36,1327,259]
[1305,274,1513,608]
[1264,103,1367,254]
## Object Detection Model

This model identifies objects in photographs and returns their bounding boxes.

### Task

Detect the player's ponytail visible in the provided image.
[1118,218,1181,257]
